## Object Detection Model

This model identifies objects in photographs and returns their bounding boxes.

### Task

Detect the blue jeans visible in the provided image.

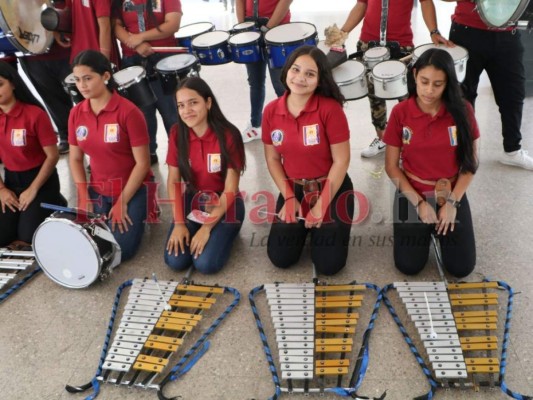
[164,195,244,274]
[122,54,178,154]
[89,185,147,262]
[246,59,285,127]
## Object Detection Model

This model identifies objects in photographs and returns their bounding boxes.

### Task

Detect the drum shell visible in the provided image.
[332,60,368,100]
[32,212,115,289]
[155,54,201,96]
[114,67,157,108]
[371,60,408,100]
[363,46,390,69]
[412,43,469,82]
[62,73,83,104]
[264,22,318,69]
[40,7,71,33]
[229,31,263,63]
[175,22,215,52]
[192,31,232,65]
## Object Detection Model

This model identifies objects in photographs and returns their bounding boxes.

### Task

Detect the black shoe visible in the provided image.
[58,141,70,154]
[150,153,159,165]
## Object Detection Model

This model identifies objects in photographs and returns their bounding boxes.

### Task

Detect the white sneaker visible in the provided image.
[241,124,261,144]
[500,149,533,170]
[361,137,386,158]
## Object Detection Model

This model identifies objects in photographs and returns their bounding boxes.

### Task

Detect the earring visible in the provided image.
[104,80,109,85]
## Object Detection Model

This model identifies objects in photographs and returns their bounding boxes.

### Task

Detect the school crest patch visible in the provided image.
[402,126,413,145]
[303,124,320,146]
[104,124,120,143]
[448,126,458,146]
[11,129,26,147]
[207,153,221,173]
[76,125,89,141]
[271,129,284,146]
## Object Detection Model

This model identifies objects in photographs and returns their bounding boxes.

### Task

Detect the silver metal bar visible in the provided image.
[429,354,464,362]
[276,328,314,336]
[279,349,314,357]
[274,322,314,329]
[276,335,313,343]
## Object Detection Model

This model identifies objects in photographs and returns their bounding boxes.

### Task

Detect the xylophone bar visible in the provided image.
[0,249,40,304]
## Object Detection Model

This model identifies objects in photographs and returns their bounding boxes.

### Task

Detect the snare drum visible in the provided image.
[192,31,231,65]
[33,212,121,289]
[332,60,368,100]
[371,60,408,100]
[412,43,469,82]
[232,21,257,33]
[0,0,54,54]
[113,66,157,108]
[155,54,200,95]
[363,46,390,69]
[229,31,263,63]
[264,22,318,69]
[62,73,83,104]
[175,22,215,52]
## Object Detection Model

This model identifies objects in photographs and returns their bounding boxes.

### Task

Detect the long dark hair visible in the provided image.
[112,0,160,32]
[175,77,245,190]
[280,45,345,105]
[0,61,44,109]
[408,48,478,174]
[71,50,118,92]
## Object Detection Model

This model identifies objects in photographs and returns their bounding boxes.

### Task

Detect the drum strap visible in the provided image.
[380,0,389,46]
[253,0,259,20]
[123,1,146,32]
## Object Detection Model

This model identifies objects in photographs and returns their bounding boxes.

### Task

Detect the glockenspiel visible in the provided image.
[0,248,40,305]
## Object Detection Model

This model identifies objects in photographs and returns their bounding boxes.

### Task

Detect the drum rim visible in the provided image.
[191,30,231,48]
[233,21,256,29]
[114,66,147,89]
[477,0,532,28]
[333,61,367,85]
[371,60,407,82]
[264,22,318,45]
[32,216,104,288]
[363,46,390,60]
[155,54,199,72]
[175,22,215,39]
[229,31,261,45]
[412,43,469,65]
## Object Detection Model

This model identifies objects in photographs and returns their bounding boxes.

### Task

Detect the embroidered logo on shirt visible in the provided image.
[152,0,162,12]
[402,126,413,145]
[207,153,221,173]
[104,124,120,143]
[76,125,89,141]
[448,126,458,146]
[303,124,320,146]
[271,129,284,146]
[82,0,90,7]
[11,129,26,147]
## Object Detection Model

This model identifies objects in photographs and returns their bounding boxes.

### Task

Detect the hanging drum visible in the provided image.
[476,0,532,29]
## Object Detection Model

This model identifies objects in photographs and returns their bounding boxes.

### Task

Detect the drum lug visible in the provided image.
[217,48,225,60]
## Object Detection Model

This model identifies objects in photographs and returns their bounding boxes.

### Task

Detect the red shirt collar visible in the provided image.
[1,100,25,117]
[274,92,320,116]
[189,126,217,143]
[79,90,121,114]
[407,96,448,119]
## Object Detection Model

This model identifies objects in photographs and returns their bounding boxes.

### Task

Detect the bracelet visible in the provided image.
[285,195,296,202]
[430,28,441,36]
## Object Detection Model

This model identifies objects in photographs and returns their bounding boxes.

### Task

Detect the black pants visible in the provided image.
[267,175,354,276]
[19,57,73,142]
[392,192,476,278]
[449,22,525,152]
[0,167,64,246]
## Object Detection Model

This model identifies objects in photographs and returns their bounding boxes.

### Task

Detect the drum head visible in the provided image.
[413,43,436,59]
[265,22,317,44]
[114,66,145,86]
[192,31,230,47]
[372,60,406,79]
[156,53,198,72]
[441,45,468,62]
[333,60,365,84]
[175,22,215,39]
[0,0,53,53]
[229,31,261,45]
[33,217,102,288]
[233,21,255,30]
[477,0,531,28]
[364,46,390,60]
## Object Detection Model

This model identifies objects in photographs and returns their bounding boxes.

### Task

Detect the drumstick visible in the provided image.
[399,53,413,64]
[152,273,172,311]
[151,46,189,53]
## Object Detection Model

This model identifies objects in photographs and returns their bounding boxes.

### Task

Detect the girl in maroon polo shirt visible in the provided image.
[0,61,63,248]
[68,50,151,262]
[384,48,480,278]
[165,77,245,274]
[262,46,354,276]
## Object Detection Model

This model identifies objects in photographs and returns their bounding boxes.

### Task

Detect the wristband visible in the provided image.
[285,195,295,202]
[446,198,461,208]
[429,28,441,36]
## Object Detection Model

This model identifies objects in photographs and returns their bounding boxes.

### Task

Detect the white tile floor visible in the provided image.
[1,1,532,399]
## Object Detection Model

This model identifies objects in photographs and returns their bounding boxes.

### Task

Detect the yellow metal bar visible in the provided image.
[460,336,497,344]
[466,365,500,374]
[456,323,497,330]
[147,335,184,345]
[315,366,349,375]
[133,361,164,373]
[144,341,179,352]
[453,310,497,318]
[160,311,203,321]
[158,316,199,327]
[465,358,499,365]
[315,295,364,302]
[316,318,358,326]
[135,354,169,367]
[448,282,499,290]
[176,284,224,294]
[315,301,362,308]
[315,285,366,292]
[316,345,353,353]
[316,312,359,319]
[315,359,350,368]
[461,342,498,351]
[315,338,353,346]
[168,300,212,309]
[155,321,194,332]
[169,294,216,304]
[449,293,498,300]
[316,326,356,334]
[454,317,498,324]
[451,299,498,306]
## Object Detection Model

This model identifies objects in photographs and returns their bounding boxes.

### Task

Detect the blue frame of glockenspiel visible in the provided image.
[381,280,532,400]
[64,278,241,400]
[248,282,384,400]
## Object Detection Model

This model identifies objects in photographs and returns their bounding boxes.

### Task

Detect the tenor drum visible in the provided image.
[40,6,72,33]
[0,0,54,54]
[477,0,533,29]
[371,60,408,100]
[232,21,257,33]
[264,22,318,69]
[332,60,368,100]
[175,22,215,52]
[155,53,200,95]
[33,212,121,289]
[113,66,157,108]
[191,31,231,65]
[62,73,84,104]
[412,44,469,82]
[229,31,263,63]
[363,46,390,69]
